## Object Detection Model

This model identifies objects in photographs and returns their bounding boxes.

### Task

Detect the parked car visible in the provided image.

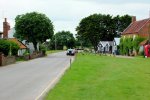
[66,49,75,56]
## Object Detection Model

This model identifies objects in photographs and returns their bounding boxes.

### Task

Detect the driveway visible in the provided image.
[0,51,74,100]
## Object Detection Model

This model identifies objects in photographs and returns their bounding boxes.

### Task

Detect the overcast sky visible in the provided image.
[0,0,150,35]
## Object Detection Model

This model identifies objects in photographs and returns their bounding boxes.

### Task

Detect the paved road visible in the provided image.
[0,51,74,100]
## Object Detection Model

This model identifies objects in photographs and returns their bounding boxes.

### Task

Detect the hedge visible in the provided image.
[0,39,19,56]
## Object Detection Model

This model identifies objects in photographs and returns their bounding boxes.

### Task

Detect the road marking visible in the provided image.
[35,62,70,100]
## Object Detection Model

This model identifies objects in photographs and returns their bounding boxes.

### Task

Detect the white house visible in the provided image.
[8,28,39,54]
[112,38,120,55]
[97,41,113,53]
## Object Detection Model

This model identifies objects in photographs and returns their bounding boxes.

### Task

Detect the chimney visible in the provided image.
[132,16,136,23]
[3,18,10,39]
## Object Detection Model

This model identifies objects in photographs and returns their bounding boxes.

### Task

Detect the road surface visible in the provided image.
[0,51,74,100]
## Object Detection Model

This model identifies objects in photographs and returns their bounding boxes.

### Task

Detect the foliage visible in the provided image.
[14,12,54,51]
[0,39,19,56]
[46,54,150,100]
[132,36,145,53]
[39,44,47,52]
[76,13,132,51]
[113,15,132,36]
[50,31,75,50]
[23,49,29,56]
[119,37,133,55]
[119,36,145,55]
[75,34,92,48]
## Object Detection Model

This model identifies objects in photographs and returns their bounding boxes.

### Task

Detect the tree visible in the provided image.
[14,12,54,51]
[113,15,132,37]
[76,13,132,51]
[75,34,92,48]
[76,14,114,51]
[50,31,75,50]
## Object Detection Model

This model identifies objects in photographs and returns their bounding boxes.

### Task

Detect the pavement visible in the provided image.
[0,51,74,100]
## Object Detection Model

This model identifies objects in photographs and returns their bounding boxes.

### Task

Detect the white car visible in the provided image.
[66,49,75,56]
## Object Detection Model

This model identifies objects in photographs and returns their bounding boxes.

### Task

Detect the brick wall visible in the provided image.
[3,18,10,39]
[0,53,16,66]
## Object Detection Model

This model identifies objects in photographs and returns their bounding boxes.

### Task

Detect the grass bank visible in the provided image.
[45,53,150,100]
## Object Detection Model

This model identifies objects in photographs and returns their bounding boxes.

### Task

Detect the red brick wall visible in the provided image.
[3,18,10,39]
[139,21,150,38]
[0,53,16,66]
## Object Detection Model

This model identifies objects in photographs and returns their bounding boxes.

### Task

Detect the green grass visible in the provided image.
[45,53,150,100]
[46,50,64,54]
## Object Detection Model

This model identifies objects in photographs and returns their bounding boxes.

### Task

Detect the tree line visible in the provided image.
[14,12,132,51]
[76,14,132,51]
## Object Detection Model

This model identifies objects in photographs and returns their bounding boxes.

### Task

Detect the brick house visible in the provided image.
[121,16,150,55]
[122,16,150,39]
[1,18,27,56]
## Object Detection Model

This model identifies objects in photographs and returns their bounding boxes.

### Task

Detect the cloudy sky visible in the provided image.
[0,0,150,35]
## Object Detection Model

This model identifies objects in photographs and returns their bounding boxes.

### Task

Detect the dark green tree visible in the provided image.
[76,14,114,51]
[50,31,75,50]
[75,34,92,48]
[14,12,54,51]
[76,13,132,51]
[113,15,132,37]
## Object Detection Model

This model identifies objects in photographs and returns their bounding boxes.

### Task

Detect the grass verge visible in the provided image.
[45,53,150,100]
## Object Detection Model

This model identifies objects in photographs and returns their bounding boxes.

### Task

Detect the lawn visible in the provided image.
[45,53,150,100]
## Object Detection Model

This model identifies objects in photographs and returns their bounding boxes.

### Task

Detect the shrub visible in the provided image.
[133,36,145,54]
[39,44,47,55]
[119,36,145,56]
[0,39,19,56]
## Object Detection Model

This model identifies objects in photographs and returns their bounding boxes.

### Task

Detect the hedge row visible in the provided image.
[0,39,19,56]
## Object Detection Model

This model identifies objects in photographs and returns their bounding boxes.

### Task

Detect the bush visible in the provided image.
[0,39,19,56]
[119,36,145,56]
[133,36,145,54]
[39,44,47,55]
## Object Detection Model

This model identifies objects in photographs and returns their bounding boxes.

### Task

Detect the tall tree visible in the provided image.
[76,14,113,51]
[50,31,75,50]
[113,15,132,37]
[14,12,54,50]
[76,14,132,51]
[75,34,92,48]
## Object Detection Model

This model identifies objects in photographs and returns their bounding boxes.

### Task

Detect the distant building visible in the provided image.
[112,38,120,55]
[97,41,113,54]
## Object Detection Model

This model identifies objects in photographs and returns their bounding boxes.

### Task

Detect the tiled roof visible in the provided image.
[139,39,148,45]
[122,18,150,35]
[8,38,27,49]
